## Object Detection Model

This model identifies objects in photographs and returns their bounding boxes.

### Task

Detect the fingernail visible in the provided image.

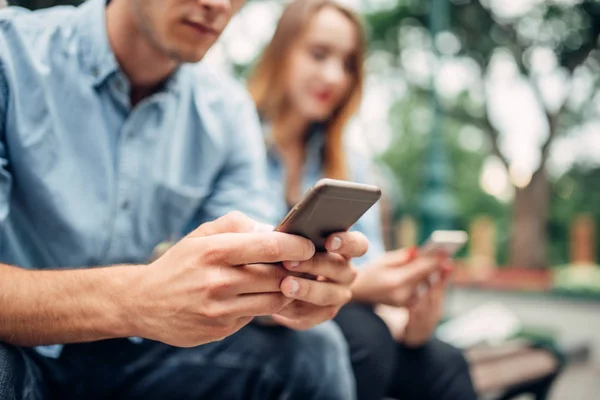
[289,279,300,296]
[287,261,300,268]
[407,246,418,261]
[329,236,342,251]
[429,272,440,286]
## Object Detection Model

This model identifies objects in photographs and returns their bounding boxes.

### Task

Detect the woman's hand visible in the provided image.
[351,247,445,307]
[376,265,452,347]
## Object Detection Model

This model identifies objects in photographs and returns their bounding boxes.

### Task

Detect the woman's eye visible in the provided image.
[344,59,356,74]
[309,48,328,61]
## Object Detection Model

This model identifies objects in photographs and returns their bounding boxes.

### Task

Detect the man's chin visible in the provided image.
[165,44,210,64]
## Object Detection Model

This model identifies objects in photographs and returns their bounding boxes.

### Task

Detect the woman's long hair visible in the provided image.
[248,0,366,180]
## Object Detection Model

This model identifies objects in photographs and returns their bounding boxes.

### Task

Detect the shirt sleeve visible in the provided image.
[189,85,273,228]
[348,151,386,268]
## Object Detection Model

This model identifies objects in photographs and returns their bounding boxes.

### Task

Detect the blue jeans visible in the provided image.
[0,321,355,400]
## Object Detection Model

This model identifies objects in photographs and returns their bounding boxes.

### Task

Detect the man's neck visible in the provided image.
[106,0,178,95]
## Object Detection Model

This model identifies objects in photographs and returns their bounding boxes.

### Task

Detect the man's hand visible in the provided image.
[268,232,368,330]
[130,212,316,347]
[351,247,448,307]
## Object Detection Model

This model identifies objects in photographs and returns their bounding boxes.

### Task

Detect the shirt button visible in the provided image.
[120,200,130,210]
[114,80,124,92]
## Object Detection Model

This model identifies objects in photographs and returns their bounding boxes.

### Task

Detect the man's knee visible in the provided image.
[0,343,48,400]
[0,343,27,400]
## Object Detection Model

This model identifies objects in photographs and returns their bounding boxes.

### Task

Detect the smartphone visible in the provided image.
[419,230,468,257]
[275,178,382,251]
[254,179,381,327]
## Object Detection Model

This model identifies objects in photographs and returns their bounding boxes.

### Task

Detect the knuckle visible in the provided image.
[203,303,228,319]
[211,277,234,295]
[201,242,227,264]
[224,211,246,228]
[205,269,236,296]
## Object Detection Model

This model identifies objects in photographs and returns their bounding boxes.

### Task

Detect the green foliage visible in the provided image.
[367,0,600,266]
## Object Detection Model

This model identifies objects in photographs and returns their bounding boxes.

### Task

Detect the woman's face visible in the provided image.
[285,7,358,122]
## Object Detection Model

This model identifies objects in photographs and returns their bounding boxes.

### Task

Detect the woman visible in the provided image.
[248,1,478,399]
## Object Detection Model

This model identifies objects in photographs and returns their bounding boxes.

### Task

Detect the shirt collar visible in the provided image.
[76,0,118,87]
[75,0,182,95]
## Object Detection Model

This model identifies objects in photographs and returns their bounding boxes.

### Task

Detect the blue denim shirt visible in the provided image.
[264,125,384,268]
[0,0,270,356]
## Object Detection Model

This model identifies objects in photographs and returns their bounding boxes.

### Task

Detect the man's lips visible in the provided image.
[182,20,219,37]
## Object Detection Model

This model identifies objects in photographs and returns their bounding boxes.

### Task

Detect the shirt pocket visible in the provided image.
[152,183,209,241]
[10,120,60,181]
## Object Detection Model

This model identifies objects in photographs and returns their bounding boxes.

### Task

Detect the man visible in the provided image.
[0,0,368,398]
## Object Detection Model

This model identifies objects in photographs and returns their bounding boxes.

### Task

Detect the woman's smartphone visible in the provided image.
[419,230,468,257]
[275,178,382,251]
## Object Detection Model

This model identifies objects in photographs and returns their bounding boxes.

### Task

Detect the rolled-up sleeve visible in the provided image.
[0,55,12,222]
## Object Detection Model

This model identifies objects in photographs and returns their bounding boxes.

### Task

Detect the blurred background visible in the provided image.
[9,0,600,398]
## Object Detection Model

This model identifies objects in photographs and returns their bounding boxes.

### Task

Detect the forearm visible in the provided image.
[0,263,142,346]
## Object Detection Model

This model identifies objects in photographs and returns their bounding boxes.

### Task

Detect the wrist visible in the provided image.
[350,271,375,304]
[102,264,149,339]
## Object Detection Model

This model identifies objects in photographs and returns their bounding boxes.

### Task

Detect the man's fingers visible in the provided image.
[280,276,352,307]
[190,231,315,266]
[213,263,290,295]
[189,211,264,238]
[282,253,357,285]
[325,231,369,259]
[272,305,338,330]
[229,293,293,317]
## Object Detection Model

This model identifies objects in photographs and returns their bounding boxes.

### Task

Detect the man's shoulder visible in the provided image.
[0,5,79,59]
[0,5,78,37]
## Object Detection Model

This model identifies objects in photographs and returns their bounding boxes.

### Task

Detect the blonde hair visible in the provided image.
[248,0,366,180]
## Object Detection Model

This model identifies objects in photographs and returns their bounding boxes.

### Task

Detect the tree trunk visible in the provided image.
[509,169,550,268]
